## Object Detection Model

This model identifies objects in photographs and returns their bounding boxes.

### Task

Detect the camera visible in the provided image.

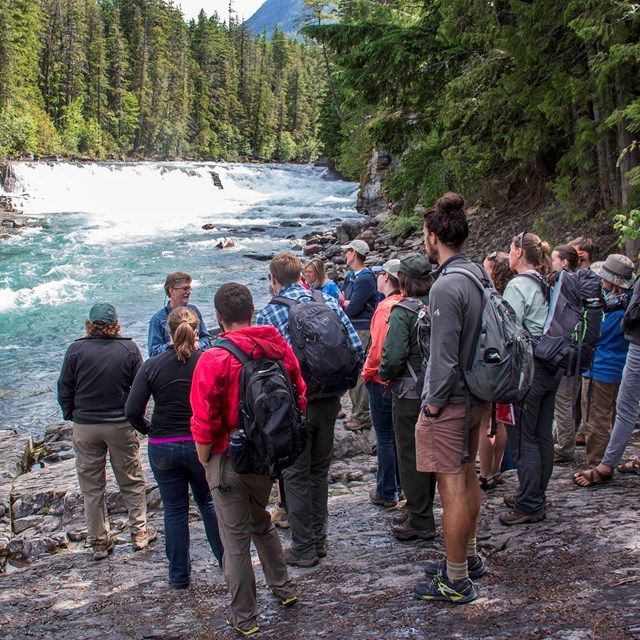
[604,296,630,313]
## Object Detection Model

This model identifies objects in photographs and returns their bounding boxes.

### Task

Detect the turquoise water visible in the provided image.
[0,162,359,435]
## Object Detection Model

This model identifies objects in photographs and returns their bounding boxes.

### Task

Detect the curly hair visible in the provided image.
[85,320,121,338]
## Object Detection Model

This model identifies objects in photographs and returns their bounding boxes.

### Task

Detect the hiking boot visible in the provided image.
[132,526,157,551]
[392,523,437,541]
[268,586,298,607]
[499,510,545,526]
[414,573,478,604]
[271,505,289,529]
[424,555,486,581]
[369,488,398,509]
[316,542,328,558]
[92,540,113,561]
[344,420,371,431]
[226,619,259,636]
[283,547,319,568]
[503,494,515,509]
[392,508,408,525]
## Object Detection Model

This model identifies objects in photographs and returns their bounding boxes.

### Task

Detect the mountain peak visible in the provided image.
[245,0,305,38]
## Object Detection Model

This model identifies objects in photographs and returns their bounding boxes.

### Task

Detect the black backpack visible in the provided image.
[215,340,307,478]
[622,277,640,333]
[521,269,604,375]
[272,290,361,397]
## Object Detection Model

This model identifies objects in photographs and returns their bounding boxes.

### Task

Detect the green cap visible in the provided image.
[89,302,117,325]
[399,253,432,278]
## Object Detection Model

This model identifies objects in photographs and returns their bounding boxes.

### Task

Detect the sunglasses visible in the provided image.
[487,251,498,260]
[515,231,526,248]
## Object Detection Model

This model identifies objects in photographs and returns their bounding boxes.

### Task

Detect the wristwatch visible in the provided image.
[423,406,440,418]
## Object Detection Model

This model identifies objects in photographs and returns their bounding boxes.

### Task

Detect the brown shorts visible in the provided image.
[415,402,490,474]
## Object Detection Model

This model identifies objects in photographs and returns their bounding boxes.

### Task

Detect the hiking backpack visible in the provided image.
[520,269,604,375]
[272,290,361,397]
[622,277,640,334]
[441,266,535,406]
[386,297,428,400]
[215,339,307,478]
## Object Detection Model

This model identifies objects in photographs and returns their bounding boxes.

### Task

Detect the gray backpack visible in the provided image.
[442,266,534,405]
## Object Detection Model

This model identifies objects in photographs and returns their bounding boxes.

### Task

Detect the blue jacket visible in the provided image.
[584,290,631,384]
[340,268,378,330]
[148,303,211,357]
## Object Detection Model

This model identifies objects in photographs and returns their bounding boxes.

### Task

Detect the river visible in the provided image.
[0,162,360,436]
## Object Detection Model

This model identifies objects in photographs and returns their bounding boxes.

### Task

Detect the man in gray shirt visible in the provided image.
[412,193,490,605]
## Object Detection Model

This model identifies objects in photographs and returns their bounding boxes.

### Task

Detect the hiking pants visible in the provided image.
[348,329,372,427]
[581,378,619,468]
[282,395,341,559]
[553,375,580,460]
[72,421,147,546]
[392,396,436,532]
[507,362,561,516]
[602,343,640,469]
[206,454,295,634]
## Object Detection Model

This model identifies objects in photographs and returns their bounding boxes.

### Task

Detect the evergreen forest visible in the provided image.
[0,0,325,162]
[305,0,640,245]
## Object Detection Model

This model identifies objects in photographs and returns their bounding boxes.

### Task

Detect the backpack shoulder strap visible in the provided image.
[394,297,424,314]
[271,292,315,308]
[311,289,325,304]
[514,271,550,302]
[214,339,250,364]
[441,265,488,294]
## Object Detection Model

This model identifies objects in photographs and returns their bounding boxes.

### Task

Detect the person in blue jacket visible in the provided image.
[303,258,340,299]
[577,254,635,470]
[148,272,211,357]
[338,239,377,431]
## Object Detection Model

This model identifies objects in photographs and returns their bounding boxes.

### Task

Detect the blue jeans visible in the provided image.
[366,381,401,503]
[148,440,224,585]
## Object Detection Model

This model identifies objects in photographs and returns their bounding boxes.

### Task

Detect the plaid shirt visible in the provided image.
[256,283,364,363]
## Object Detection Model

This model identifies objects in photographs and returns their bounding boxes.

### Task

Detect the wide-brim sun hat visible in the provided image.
[600,254,636,290]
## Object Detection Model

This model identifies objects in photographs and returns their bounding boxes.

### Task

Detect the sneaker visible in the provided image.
[226,619,259,636]
[424,555,486,581]
[392,509,408,525]
[170,581,190,590]
[316,542,328,558]
[283,547,319,568]
[268,587,298,607]
[369,488,398,509]
[131,526,158,551]
[503,494,515,509]
[499,510,545,526]
[392,523,437,541]
[271,506,289,529]
[92,540,113,561]
[414,573,478,604]
[337,409,347,419]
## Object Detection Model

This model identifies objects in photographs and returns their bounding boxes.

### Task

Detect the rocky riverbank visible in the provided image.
[1,416,639,639]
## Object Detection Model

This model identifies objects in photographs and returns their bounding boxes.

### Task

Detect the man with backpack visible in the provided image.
[413,193,491,605]
[190,283,305,637]
[257,253,363,567]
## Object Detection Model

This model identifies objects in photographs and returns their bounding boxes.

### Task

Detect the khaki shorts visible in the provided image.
[416,402,490,474]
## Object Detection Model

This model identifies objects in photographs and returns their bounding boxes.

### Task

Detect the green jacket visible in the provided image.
[379,294,429,382]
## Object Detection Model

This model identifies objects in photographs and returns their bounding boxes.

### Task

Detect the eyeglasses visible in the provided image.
[515,231,526,248]
[487,251,498,260]
[172,286,192,292]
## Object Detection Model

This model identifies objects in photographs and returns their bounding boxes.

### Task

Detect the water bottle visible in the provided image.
[228,429,246,451]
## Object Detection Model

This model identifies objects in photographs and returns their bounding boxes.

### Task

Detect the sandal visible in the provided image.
[479,474,499,491]
[573,468,612,487]
[617,457,640,475]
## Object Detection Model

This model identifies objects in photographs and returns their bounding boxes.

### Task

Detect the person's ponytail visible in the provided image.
[168,306,198,363]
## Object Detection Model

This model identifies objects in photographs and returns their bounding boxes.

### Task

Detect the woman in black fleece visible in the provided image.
[126,306,223,588]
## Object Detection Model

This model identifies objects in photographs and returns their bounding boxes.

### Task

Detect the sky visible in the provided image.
[175,0,266,21]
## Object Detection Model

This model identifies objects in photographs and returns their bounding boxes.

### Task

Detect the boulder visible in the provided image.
[303,244,322,256]
[335,221,363,245]
[0,430,32,480]
[324,244,343,259]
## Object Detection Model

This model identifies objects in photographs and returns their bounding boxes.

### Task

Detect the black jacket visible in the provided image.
[57,337,143,423]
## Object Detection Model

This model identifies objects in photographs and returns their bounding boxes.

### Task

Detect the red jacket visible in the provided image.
[190,325,307,454]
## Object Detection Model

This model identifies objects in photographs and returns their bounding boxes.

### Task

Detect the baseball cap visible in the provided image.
[341,239,370,256]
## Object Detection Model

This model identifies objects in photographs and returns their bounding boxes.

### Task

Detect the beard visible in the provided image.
[424,234,439,263]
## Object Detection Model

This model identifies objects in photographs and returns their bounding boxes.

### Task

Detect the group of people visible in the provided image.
[57,195,640,635]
